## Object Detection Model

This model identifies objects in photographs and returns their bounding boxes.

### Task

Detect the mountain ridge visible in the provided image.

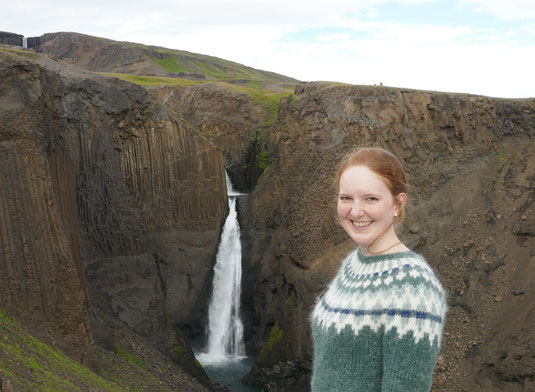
[25,31,298,85]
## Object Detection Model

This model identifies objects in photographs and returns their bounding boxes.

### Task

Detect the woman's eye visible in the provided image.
[339,196,350,201]
[366,197,378,201]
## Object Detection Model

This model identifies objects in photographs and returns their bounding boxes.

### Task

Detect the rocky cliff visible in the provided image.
[0,45,228,389]
[0,32,22,46]
[153,82,293,191]
[241,83,535,392]
[22,31,296,190]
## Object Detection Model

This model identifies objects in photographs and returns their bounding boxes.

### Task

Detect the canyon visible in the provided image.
[0,32,534,392]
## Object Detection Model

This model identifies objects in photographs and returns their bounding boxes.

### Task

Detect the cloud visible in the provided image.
[461,0,535,20]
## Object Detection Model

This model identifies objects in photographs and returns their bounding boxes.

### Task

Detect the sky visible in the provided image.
[3,0,535,98]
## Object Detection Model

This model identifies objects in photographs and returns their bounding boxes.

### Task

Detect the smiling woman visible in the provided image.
[337,165,407,255]
[336,147,408,255]
[310,147,447,392]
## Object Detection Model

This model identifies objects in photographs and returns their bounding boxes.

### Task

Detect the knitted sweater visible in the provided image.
[310,247,447,392]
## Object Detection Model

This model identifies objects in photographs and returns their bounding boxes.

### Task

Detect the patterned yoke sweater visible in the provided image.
[311,248,447,392]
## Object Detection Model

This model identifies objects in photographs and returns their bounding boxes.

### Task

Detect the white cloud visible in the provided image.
[315,33,352,43]
[461,0,535,20]
[523,23,535,35]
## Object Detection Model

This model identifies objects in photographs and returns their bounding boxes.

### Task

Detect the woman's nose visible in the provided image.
[349,202,364,217]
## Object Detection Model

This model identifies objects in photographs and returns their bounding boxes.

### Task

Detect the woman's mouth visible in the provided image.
[351,220,372,229]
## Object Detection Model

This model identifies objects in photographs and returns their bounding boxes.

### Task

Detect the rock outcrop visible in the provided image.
[241,82,535,392]
[0,46,227,387]
[0,32,22,46]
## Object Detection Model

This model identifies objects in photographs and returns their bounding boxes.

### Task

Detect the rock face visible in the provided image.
[0,32,22,46]
[0,49,92,352]
[154,83,268,190]
[241,83,535,392]
[0,46,227,385]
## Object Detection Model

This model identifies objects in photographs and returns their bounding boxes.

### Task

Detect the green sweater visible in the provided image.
[310,248,447,392]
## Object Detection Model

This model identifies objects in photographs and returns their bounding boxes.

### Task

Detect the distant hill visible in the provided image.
[27,32,297,84]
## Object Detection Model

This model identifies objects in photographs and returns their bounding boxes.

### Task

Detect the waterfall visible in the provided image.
[201,172,245,361]
[23,37,27,49]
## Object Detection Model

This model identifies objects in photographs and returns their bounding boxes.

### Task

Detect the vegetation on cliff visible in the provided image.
[0,308,205,392]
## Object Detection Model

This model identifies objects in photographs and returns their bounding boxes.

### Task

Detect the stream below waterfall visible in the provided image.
[195,173,260,391]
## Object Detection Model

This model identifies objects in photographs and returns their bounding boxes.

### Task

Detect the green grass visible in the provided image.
[0,46,39,59]
[115,346,146,369]
[147,56,192,74]
[259,322,283,359]
[0,307,177,392]
[142,45,296,83]
[0,308,120,391]
[100,72,206,87]
[246,81,263,90]
[222,83,293,126]
[190,58,230,80]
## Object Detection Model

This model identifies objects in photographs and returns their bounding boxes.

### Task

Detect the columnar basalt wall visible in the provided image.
[0,53,91,351]
[0,47,227,384]
[154,83,268,191]
[241,83,535,392]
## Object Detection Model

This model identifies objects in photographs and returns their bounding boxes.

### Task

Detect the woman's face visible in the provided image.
[337,165,399,247]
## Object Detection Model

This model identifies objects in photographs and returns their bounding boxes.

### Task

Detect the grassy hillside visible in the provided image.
[143,46,296,83]
[0,308,206,392]
[101,72,294,126]
[33,32,298,84]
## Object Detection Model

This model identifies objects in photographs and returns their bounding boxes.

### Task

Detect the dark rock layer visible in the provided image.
[0,32,22,46]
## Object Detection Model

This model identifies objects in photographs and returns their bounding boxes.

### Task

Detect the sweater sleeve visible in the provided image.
[381,327,443,391]
[380,268,447,392]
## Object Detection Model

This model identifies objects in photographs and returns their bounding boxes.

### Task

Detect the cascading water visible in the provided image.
[196,172,259,391]
[22,37,27,49]
[204,173,245,358]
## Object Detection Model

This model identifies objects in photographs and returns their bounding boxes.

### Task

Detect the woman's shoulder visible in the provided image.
[403,251,447,298]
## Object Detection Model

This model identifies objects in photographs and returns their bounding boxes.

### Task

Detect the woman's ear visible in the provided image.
[395,193,407,213]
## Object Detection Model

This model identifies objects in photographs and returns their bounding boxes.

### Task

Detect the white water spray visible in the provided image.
[22,37,27,49]
[200,172,245,363]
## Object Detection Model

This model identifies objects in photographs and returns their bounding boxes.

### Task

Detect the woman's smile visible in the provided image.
[351,220,372,229]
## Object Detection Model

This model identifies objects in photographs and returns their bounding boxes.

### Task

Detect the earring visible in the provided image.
[394,213,398,218]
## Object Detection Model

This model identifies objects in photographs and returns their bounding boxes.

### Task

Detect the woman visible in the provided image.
[310,147,447,392]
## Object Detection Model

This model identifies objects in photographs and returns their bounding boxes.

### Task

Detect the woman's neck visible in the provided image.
[361,227,409,255]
